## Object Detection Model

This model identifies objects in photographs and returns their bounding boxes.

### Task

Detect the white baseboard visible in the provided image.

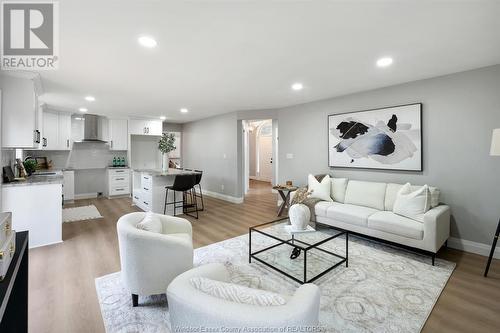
[447,237,500,259]
[202,189,244,204]
[29,240,63,250]
[74,193,98,200]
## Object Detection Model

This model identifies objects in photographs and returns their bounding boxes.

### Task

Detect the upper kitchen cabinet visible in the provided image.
[42,110,73,150]
[109,119,128,150]
[0,74,42,148]
[129,119,162,136]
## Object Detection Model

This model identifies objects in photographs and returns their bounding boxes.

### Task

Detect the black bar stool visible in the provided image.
[163,174,198,219]
[193,170,204,211]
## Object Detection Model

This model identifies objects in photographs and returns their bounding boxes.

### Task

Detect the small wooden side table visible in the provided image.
[484,218,500,277]
[273,186,298,216]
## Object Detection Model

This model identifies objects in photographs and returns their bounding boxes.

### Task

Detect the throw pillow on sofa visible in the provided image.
[308,174,333,202]
[190,276,287,306]
[331,178,348,203]
[393,183,431,222]
[136,212,163,233]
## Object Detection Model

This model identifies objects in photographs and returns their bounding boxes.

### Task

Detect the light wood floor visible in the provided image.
[29,180,500,333]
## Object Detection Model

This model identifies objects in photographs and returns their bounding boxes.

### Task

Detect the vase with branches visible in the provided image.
[158,133,176,172]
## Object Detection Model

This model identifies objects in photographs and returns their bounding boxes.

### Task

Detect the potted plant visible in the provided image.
[158,133,176,172]
[23,159,38,176]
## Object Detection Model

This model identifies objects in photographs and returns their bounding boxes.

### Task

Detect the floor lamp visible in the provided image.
[484,128,500,277]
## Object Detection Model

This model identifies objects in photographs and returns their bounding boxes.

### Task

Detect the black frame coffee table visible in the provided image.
[249,217,348,284]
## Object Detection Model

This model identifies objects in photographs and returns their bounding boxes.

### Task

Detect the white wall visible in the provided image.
[182,112,239,198]
[276,65,500,245]
[182,65,500,246]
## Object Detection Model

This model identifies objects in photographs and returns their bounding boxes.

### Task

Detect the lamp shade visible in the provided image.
[491,129,500,156]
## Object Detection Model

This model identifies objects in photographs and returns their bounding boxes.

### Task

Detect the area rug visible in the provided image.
[95,228,455,333]
[63,205,103,222]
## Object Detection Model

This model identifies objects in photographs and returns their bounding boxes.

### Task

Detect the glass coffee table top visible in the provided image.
[249,217,348,284]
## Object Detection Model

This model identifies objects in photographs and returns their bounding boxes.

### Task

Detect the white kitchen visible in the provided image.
[0,73,185,249]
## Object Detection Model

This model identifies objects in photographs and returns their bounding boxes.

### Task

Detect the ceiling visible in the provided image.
[35,0,500,122]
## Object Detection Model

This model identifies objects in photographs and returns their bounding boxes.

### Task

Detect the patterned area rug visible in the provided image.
[95,229,455,333]
[63,205,103,223]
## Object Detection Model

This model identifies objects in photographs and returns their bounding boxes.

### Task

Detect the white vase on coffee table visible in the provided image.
[289,204,310,231]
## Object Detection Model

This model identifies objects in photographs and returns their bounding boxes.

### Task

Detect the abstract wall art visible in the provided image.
[328,103,422,171]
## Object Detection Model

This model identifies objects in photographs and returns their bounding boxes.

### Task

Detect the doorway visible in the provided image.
[242,119,278,197]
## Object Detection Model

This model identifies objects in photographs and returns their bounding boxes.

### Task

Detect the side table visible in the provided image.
[273,186,298,216]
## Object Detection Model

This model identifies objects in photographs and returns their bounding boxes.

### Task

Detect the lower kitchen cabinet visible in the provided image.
[106,168,131,198]
[132,171,183,215]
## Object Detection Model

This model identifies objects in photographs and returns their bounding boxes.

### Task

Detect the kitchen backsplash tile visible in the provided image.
[25,143,126,170]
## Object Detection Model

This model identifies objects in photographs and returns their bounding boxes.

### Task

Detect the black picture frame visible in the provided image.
[327,103,423,172]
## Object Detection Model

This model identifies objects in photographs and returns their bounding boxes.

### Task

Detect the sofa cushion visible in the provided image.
[326,203,379,227]
[330,178,348,203]
[385,183,441,211]
[368,211,424,240]
[308,174,333,202]
[393,184,431,222]
[314,201,338,217]
[189,276,287,306]
[344,180,387,210]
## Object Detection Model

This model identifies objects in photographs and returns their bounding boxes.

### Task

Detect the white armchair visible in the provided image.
[117,212,193,306]
[167,263,321,331]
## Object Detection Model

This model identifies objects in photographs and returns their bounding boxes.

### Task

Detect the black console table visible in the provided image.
[0,231,28,333]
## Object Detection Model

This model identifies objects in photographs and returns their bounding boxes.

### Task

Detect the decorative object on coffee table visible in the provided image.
[288,204,310,231]
[484,129,500,277]
[273,185,298,216]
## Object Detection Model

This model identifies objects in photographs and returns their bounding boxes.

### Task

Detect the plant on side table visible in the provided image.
[158,133,176,172]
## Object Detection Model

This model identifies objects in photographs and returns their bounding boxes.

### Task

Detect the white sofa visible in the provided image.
[167,263,321,331]
[310,179,450,264]
[117,212,193,306]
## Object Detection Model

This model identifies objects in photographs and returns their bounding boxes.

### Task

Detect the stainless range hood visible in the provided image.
[73,114,108,142]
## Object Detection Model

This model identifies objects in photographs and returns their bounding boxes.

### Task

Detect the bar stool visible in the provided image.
[193,170,204,211]
[164,174,199,219]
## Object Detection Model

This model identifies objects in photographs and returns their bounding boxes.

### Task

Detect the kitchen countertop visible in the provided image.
[133,168,198,176]
[2,172,64,188]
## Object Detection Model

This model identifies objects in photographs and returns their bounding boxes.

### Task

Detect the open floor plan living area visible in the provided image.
[1,1,500,332]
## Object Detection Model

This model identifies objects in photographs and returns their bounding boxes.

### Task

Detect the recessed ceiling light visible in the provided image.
[160,116,167,120]
[84,96,95,102]
[376,57,393,67]
[78,107,88,112]
[138,35,157,48]
[291,83,303,91]
[180,108,188,113]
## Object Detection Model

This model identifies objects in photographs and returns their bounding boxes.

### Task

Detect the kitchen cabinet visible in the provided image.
[0,75,41,148]
[109,119,128,150]
[42,111,58,150]
[105,168,131,198]
[42,110,72,150]
[58,113,72,150]
[2,183,62,248]
[132,170,182,215]
[129,119,162,136]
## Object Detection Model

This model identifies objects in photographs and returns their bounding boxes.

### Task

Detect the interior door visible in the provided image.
[258,136,273,182]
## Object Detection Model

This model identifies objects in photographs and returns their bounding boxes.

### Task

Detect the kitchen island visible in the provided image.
[2,172,63,248]
[132,168,199,215]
